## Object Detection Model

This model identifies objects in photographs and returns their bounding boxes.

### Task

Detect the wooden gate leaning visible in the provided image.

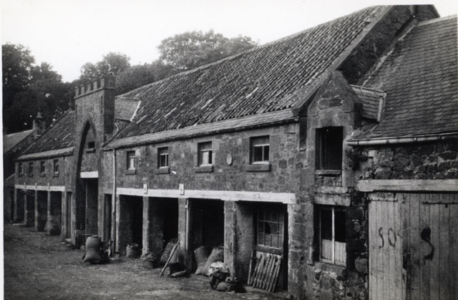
[368,193,404,300]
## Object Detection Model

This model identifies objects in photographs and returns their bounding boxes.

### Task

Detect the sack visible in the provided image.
[159,239,178,265]
[194,246,211,275]
[45,215,61,236]
[83,236,102,263]
[201,246,224,276]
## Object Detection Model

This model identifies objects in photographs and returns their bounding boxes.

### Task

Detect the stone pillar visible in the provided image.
[24,191,35,227]
[61,191,67,241]
[224,201,236,277]
[142,196,151,255]
[233,202,255,281]
[35,191,48,231]
[178,198,190,268]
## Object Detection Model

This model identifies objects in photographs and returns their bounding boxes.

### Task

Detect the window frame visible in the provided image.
[318,205,346,266]
[198,142,213,166]
[251,136,270,164]
[316,127,343,171]
[28,162,34,177]
[158,147,169,168]
[40,161,46,175]
[18,162,24,176]
[126,150,137,170]
[53,159,59,174]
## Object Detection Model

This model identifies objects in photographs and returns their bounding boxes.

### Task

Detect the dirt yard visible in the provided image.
[3,224,290,300]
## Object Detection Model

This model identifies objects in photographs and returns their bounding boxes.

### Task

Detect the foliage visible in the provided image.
[158,30,257,71]
[79,52,131,83]
[2,44,72,134]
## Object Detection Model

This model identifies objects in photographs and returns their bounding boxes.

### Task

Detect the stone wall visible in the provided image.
[354,140,458,180]
[15,155,72,187]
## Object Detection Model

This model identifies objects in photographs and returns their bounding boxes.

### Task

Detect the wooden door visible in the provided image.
[368,193,404,300]
[403,193,458,300]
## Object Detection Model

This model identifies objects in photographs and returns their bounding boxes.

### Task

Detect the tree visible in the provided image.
[2,44,35,107]
[79,52,131,83]
[158,30,257,71]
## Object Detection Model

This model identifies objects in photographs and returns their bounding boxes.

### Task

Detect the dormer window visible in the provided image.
[316,127,343,170]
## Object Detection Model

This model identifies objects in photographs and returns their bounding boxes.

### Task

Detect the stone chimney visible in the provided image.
[33,112,45,139]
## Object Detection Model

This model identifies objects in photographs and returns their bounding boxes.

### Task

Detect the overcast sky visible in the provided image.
[2,0,457,83]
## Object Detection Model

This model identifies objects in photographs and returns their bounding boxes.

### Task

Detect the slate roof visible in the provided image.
[113,6,387,141]
[21,111,75,155]
[358,15,458,139]
[115,98,140,121]
[3,129,34,153]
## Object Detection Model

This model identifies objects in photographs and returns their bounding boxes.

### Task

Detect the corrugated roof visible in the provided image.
[114,6,387,140]
[360,15,458,138]
[3,129,34,153]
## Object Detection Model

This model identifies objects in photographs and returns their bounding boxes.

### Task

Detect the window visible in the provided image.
[87,141,95,149]
[316,127,343,170]
[53,159,59,174]
[126,151,136,170]
[40,161,46,174]
[257,205,285,250]
[319,206,346,265]
[251,136,270,163]
[158,147,169,168]
[18,163,23,176]
[28,162,34,176]
[198,142,213,166]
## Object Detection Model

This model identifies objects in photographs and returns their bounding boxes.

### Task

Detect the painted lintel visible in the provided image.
[357,179,458,192]
[15,184,65,192]
[80,171,99,178]
[116,187,297,204]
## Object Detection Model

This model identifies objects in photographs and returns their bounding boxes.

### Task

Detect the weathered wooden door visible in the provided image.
[368,193,404,300]
[402,193,458,300]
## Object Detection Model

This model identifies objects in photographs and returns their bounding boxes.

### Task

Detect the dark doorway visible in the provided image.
[36,191,48,231]
[84,179,98,236]
[66,192,72,239]
[48,192,62,235]
[189,199,224,250]
[104,194,112,241]
[148,198,179,253]
[119,195,143,255]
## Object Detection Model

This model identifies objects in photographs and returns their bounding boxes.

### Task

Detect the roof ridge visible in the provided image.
[417,14,457,26]
[116,6,386,99]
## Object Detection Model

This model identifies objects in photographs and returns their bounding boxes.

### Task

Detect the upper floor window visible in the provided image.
[319,205,346,266]
[53,159,59,174]
[158,147,169,168]
[87,141,95,149]
[251,136,270,164]
[316,127,343,170]
[40,161,46,174]
[126,151,137,170]
[18,163,23,176]
[198,142,213,166]
[28,162,34,176]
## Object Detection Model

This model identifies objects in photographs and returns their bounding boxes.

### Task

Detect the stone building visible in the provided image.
[10,5,457,300]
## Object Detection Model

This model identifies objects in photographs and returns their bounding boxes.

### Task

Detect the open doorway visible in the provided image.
[118,195,143,255]
[189,199,225,252]
[36,191,48,231]
[148,198,179,254]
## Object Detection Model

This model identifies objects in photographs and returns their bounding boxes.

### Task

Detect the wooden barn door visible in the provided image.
[368,193,404,300]
[403,193,458,300]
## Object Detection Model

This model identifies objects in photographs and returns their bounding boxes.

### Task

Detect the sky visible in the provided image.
[1,0,458,83]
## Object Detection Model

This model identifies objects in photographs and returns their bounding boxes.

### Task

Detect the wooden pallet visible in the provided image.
[247,250,282,292]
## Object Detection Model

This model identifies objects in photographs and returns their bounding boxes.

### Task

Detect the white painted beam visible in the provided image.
[357,179,458,192]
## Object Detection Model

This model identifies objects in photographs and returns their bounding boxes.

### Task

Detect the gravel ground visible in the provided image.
[4,224,290,300]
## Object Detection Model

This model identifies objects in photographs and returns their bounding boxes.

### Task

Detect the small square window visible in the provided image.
[316,127,343,170]
[319,206,346,266]
[18,163,23,176]
[53,159,59,174]
[28,162,34,176]
[87,141,95,149]
[198,142,213,166]
[251,136,270,164]
[158,147,169,168]
[40,161,46,174]
[127,151,136,170]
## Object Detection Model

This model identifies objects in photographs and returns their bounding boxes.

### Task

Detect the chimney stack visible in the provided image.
[33,112,45,139]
